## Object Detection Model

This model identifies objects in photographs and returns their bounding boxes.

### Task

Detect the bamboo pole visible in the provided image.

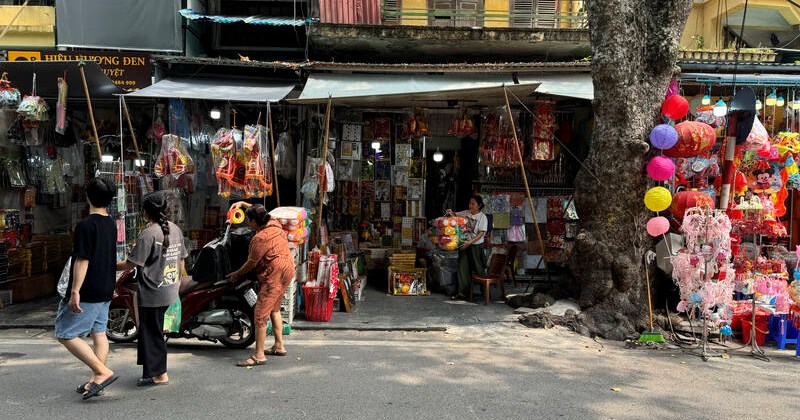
[318,96,333,245]
[503,86,547,263]
[120,96,142,162]
[267,102,280,206]
[78,62,103,159]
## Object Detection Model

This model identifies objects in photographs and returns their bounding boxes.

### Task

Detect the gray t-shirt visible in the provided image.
[128,222,188,308]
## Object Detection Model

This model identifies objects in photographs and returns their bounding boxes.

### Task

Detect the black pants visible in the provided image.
[137,305,168,378]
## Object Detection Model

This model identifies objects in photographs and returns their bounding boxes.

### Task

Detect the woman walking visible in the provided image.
[226,202,295,367]
[118,192,187,386]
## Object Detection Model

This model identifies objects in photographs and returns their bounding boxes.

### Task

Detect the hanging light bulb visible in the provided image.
[209,107,222,120]
[755,99,763,111]
[701,94,711,106]
[766,92,777,106]
[776,95,785,107]
[792,102,800,111]
[371,140,381,150]
[433,148,444,163]
[712,99,728,117]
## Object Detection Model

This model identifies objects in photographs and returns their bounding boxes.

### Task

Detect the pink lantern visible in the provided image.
[646,156,675,181]
[661,95,689,120]
[646,216,670,237]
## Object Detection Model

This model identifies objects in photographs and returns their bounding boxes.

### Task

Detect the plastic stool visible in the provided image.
[766,314,798,350]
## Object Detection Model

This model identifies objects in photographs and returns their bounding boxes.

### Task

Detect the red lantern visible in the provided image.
[661,95,689,120]
[669,190,715,220]
[663,121,716,158]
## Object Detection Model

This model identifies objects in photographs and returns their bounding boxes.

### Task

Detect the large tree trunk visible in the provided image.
[571,0,694,340]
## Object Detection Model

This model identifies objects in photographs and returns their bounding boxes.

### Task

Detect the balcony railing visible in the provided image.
[317,0,586,29]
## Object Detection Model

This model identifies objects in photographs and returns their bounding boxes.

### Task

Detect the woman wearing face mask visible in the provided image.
[226,202,295,367]
[445,195,488,301]
[117,192,187,386]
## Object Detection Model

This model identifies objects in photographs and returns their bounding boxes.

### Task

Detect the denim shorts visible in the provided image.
[54,299,111,339]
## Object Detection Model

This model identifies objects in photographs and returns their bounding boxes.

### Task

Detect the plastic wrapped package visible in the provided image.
[210,128,244,198]
[275,131,296,179]
[154,134,195,178]
[55,75,67,135]
[5,159,26,188]
[242,124,272,198]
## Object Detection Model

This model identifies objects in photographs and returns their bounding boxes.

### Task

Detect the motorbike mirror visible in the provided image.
[727,87,756,145]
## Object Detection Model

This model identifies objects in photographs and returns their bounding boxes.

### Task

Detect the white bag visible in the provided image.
[57,257,73,298]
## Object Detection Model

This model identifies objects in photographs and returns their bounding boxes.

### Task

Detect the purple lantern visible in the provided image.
[649,124,678,150]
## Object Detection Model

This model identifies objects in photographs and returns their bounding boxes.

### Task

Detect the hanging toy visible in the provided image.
[0,72,21,109]
[55,72,68,135]
[210,128,242,198]
[242,124,273,198]
[154,134,195,178]
[16,73,49,125]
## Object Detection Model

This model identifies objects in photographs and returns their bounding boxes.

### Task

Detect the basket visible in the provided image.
[302,285,333,322]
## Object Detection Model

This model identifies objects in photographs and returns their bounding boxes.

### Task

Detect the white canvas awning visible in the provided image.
[125,77,296,102]
[290,73,541,107]
[517,73,594,101]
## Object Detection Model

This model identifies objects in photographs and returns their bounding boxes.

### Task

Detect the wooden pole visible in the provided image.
[318,96,333,246]
[78,62,103,159]
[267,102,280,206]
[503,87,547,263]
[120,96,142,162]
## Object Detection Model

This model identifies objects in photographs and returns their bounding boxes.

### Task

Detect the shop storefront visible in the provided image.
[289,69,594,314]
[0,60,124,304]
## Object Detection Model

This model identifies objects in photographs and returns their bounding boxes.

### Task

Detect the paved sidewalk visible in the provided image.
[0,284,524,331]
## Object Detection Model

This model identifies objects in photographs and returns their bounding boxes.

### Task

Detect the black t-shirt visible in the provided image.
[67,214,117,302]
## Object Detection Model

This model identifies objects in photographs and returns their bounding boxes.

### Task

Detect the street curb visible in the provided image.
[291,325,447,332]
[0,324,52,330]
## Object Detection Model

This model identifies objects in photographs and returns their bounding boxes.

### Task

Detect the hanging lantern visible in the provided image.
[712,99,728,117]
[668,190,715,221]
[644,187,673,212]
[663,121,716,158]
[661,95,690,120]
[646,216,671,237]
[776,96,785,107]
[649,124,679,150]
[646,156,675,181]
[755,99,762,111]
[701,95,711,106]
[766,92,777,106]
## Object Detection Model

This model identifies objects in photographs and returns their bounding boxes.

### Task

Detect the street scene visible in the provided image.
[2,1,800,418]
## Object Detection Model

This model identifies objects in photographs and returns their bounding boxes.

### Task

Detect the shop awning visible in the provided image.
[0,61,122,99]
[680,73,800,87]
[124,77,296,102]
[517,73,594,101]
[178,8,309,26]
[290,73,541,107]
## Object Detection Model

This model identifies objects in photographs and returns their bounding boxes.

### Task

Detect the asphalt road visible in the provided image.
[1,324,798,419]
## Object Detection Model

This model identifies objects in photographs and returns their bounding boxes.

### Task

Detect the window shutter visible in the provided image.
[384,0,400,24]
[533,0,557,28]
[511,0,533,28]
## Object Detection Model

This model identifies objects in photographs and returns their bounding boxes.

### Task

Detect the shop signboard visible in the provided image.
[7,50,151,91]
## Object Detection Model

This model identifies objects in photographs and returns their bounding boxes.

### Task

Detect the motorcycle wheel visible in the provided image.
[219,305,256,349]
[106,307,139,343]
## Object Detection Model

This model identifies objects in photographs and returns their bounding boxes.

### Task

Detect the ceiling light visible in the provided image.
[776,96,785,107]
[210,107,222,120]
[371,140,381,150]
[712,99,727,117]
[101,155,114,162]
[433,148,444,162]
[766,92,777,106]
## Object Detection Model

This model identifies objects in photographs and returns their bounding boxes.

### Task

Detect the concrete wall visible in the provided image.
[0,5,55,48]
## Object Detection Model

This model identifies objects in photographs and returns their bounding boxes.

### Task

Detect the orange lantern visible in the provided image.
[663,121,716,158]
[669,190,715,220]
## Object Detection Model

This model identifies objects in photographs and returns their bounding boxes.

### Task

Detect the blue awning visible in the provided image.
[179,8,310,26]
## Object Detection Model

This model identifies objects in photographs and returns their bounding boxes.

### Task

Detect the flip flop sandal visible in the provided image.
[236,356,267,367]
[137,377,170,387]
[82,376,119,400]
[76,382,104,396]
[266,349,288,356]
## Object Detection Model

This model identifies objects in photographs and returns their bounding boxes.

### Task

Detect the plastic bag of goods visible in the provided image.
[269,206,311,245]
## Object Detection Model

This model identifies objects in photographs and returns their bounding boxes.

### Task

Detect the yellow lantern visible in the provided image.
[644,187,673,212]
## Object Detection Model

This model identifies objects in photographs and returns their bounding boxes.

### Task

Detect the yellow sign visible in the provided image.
[8,51,41,61]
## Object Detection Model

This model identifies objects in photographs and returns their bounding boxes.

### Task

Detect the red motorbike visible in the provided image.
[106,225,259,349]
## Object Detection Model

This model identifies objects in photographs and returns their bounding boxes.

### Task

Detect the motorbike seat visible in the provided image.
[179,276,216,297]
